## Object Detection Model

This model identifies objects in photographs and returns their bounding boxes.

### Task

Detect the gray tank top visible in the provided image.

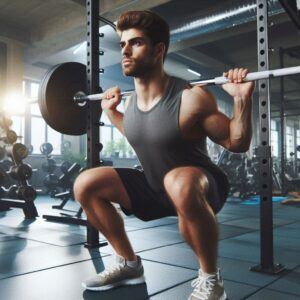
[123,76,228,194]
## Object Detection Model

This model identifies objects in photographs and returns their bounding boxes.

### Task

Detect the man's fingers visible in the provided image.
[241,68,249,79]
[224,68,250,83]
[228,69,233,82]
[237,68,244,83]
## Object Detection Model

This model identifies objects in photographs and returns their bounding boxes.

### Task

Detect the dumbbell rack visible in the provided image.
[0,144,38,219]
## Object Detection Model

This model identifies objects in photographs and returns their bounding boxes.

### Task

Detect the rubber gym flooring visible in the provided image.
[0,196,299,300]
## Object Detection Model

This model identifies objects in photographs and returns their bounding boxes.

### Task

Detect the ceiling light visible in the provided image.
[73,41,87,55]
[188,68,201,77]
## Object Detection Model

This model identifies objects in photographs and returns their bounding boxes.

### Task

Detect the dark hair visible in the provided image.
[116,10,170,61]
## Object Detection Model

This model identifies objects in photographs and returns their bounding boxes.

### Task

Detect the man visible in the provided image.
[74,10,254,300]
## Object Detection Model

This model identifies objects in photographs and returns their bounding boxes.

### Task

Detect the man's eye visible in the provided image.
[133,40,141,45]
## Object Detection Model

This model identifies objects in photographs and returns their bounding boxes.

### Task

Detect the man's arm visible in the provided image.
[189,71,254,153]
[200,89,253,153]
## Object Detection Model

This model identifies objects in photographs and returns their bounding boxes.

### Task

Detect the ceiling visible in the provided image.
[0,0,299,119]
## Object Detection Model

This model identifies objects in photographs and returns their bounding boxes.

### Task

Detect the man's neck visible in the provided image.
[134,69,170,104]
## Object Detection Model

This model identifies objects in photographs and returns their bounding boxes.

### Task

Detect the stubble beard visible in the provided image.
[122,58,156,77]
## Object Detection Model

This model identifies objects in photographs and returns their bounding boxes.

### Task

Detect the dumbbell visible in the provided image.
[17,186,37,201]
[60,161,71,174]
[0,159,14,172]
[7,185,18,199]
[0,166,9,185]
[3,185,36,201]
[40,143,53,156]
[6,143,29,163]
[43,174,59,189]
[0,130,18,144]
[8,163,33,180]
[42,158,57,173]
[0,146,6,160]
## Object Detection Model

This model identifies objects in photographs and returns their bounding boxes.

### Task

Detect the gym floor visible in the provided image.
[0,197,299,300]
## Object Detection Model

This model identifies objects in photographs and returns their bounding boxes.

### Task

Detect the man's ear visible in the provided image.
[154,42,166,60]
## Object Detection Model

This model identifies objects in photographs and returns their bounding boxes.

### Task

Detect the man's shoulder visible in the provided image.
[181,85,217,115]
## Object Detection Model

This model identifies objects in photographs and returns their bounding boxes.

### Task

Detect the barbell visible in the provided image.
[38,62,300,136]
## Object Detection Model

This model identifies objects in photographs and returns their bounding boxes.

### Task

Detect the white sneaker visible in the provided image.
[188,268,227,300]
[82,255,145,291]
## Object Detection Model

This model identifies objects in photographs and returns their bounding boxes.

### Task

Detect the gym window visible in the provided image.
[270,119,278,157]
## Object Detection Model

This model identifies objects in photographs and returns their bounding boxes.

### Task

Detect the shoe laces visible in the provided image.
[99,263,123,278]
[190,270,217,300]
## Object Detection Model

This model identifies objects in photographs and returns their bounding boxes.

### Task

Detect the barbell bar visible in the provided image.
[73,65,300,103]
[38,62,300,136]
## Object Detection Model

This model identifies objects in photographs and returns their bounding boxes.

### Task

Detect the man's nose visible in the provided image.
[122,44,131,56]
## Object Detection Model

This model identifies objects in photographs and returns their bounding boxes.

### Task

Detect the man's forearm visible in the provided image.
[229,96,253,152]
[104,109,125,135]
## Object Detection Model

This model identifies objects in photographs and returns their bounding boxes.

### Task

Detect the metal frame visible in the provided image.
[84,0,107,248]
[0,198,38,219]
[250,0,285,275]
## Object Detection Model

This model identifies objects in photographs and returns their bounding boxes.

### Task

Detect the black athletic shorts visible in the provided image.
[114,167,229,221]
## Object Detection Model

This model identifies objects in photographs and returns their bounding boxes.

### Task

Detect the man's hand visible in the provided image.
[101,86,122,111]
[222,68,255,99]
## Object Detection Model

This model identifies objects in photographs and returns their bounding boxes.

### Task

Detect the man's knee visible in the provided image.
[73,167,112,206]
[163,167,209,216]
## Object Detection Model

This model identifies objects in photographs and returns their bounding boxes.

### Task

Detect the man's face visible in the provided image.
[119,28,157,77]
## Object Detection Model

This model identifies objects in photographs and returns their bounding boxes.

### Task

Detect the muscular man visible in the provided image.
[74,10,254,300]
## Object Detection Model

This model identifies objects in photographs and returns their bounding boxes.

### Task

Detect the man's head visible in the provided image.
[116,10,170,77]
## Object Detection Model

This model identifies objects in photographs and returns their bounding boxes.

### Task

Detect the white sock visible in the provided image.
[201,269,219,278]
[126,256,139,268]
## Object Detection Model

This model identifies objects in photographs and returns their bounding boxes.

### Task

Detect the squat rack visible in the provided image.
[85,0,289,275]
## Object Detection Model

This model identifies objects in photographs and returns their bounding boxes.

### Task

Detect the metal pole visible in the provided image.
[84,0,107,248]
[250,0,285,275]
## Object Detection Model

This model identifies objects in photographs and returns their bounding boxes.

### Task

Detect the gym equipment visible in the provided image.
[40,143,60,196]
[0,146,6,160]
[60,161,71,174]
[38,61,300,136]
[17,186,37,202]
[6,143,29,163]
[74,66,300,102]
[0,142,38,218]
[0,167,9,185]
[8,163,33,181]
[0,184,37,218]
[0,130,18,144]
[7,185,18,199]
[43,174,59,196]
[58,163,81,188]
[40,142,53,156]
[0,159,14,172]
[38,63,87,135]
[41,158,57,173]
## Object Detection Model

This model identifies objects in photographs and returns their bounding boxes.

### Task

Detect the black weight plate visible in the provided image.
[39,62,87,135]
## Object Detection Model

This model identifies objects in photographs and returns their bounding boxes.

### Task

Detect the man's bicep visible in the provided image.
[202,111,231,149]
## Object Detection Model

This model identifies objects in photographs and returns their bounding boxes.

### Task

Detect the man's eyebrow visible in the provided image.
[120,37,146,45]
